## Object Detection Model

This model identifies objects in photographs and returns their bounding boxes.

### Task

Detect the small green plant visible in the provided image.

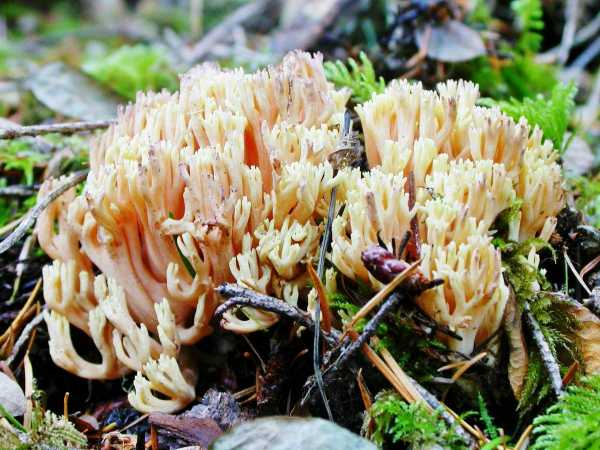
[492,82,577,151]
[500,242,579,415]
[477,392,499,440]
[0,391,86,449]
[83,45,178,100]
[458,0,556,100]
[0,140,47,185]
[324,52,385,104]
[572,176,600,228]
[512,0,544,53]
[517,293,578,414]
[531,375,600,449]
[370,391,468,449]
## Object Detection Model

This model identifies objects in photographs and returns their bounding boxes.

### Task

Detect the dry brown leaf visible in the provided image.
[568,302,600,375]
[504,290,528,399]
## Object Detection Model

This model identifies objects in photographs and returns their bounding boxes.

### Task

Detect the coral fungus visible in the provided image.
[334,79,564,354]
[37,51,350,412]
[38,57,565,412]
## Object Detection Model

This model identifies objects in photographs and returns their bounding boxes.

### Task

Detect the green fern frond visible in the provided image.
[519,353,551,412]
[512,0,544,53]
[324,51,385,104]
[531,375,600,450]
[495,82,576,151]
[477,393,499,440]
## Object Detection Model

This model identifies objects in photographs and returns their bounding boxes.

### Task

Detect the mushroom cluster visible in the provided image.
[333,80,564,354]
[38,54,565,412]
[37,51,350,412]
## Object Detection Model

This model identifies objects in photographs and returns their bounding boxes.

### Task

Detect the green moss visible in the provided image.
[83,45,178,100]
[501,243,579,416]
[370,391,468,449]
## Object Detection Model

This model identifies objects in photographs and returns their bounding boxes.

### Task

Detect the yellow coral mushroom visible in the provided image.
[37,52,566,412]
[36,51,349,413]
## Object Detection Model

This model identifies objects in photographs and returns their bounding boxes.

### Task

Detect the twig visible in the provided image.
[0,120,114,140]
[215,291,311,328]
[513,424,533,450]
[574,12,600,46]
[0,216,25,237]
[409,375,478,447]
[8,233,36,305]
[363,340,478,448]
[523,303,563,398]
[232,386,256,401]
[0,186,38,197]
[539,12,600,62]
[0,278,42,356]
[214,286,339,347]
[187,0,271,62]
[311,185,337,421]
[584,287,600,317]
[571,35,600,70]
[343,260,422,336]
[308,263,332,333]
[119,413,150,433]
[361,342,421,404]
[5,310,43,367]
[438,351,487,384]
[242,335,267,374]
[562,361,579,386]
[407,172,421,260]
[579,253,600,279]
[557,0,580,64]
[310,111,353,421]
[0,170,87,255]
[333,292,404,369]
[564,250,592,296]
[23,354,33,429]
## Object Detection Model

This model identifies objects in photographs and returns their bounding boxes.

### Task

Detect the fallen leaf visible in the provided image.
[504,290,528,400]
[416,20,486,62]
[568,302,600,374]
[209,416,376,450]
[25,63,121,121]
[0,372,26,417]
[562,134,594,176]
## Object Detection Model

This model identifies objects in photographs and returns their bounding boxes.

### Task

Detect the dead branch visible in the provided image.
[7,233,36,305]
[214,285,340,348]
[5,309,44,366]
[409,377,477,448]
[584,287,600,317]
[0,186,38,197]
[0,170,88,254]
[523,303,563,398]
[571,35,600,70]
[187,0,272,62]
[557,0,580,64]
[333,292,404,369]
[0,120,114,140]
